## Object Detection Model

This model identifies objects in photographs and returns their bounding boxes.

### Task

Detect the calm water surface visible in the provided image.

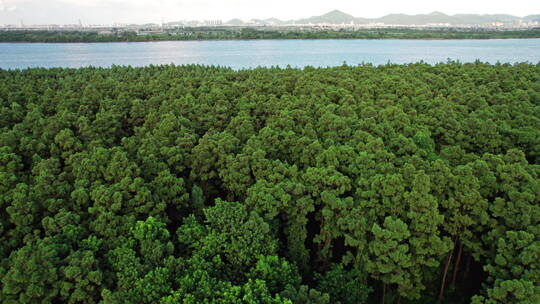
[1,39,539,69]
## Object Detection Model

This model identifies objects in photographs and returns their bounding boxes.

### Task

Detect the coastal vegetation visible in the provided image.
[0,62,539,303]
[1,27,540,43]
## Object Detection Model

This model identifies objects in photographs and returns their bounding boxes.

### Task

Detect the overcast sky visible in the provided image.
[1,0,539,25]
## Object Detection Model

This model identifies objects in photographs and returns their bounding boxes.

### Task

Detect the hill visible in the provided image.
[225,18,244,25]
[159,10,540,27]
[524,14,540,22]
[273,10,537,26]
[296,9,368,24]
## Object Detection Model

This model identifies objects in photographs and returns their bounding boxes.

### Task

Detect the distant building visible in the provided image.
[136,30,165,36]
[203,20,222,26]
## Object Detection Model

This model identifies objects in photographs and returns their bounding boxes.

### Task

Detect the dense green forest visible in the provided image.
[1,27,540,42]
[0,62,539,304]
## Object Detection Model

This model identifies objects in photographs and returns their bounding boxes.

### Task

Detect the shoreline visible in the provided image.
[2,36,540,44]
[2,61,539,72]
[2,28,540,43]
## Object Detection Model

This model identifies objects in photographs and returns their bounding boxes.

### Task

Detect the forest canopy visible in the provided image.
[0,62,539,303]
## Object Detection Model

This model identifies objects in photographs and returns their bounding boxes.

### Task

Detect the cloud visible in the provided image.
[0,3,17,12]
[55,0,172,7]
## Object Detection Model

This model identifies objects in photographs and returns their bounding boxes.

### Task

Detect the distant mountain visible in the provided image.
[450,14,519,25]
[372,11,523,25]
[376,11,457,25]
[225,18,244,25]
[248,19,265,24]
[332,11,532,25]
[296,10,368,25]
[524,14,540,22]
[290,10,537,26]
[264,18,286,25]
[214,10,539,27]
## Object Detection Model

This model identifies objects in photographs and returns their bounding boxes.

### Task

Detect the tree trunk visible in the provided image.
[317,215,330,269]
[382,283,386,304]
[451,241,463,286]
[438,245,454,301]
[465,254,472,278]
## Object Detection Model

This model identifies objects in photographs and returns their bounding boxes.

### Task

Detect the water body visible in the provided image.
[1,39,539,69]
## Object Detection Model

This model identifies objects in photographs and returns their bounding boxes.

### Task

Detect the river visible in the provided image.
[1,39,539,69]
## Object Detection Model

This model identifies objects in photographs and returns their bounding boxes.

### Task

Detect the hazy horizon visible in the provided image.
[0,0,539,25]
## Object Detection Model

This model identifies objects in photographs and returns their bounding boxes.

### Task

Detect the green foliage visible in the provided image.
[247,255,302,294]
[316,264,371,304]
[0,63,539,303]
[367,216,415,296]
[471,279,540,304]
[2,239,61,304]
[1,28,540,42]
